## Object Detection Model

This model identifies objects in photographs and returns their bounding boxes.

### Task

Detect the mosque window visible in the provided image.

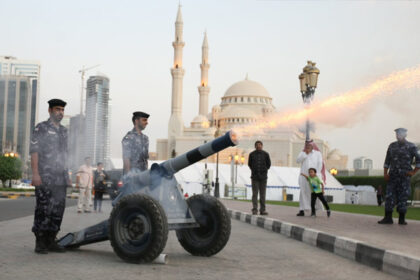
[241,97,244,102]
[234,97,237,102]
[248,97,251,102]
[260,98,263,102]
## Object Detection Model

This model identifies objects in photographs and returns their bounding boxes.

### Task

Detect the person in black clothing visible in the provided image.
[248,140,271,215]
[376,185,384,206]
[93,162,108,212]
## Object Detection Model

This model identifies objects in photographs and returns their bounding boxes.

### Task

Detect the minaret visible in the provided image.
[168,4,185,158]
[198,31,210,116]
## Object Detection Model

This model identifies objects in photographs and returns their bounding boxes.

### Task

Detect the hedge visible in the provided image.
[336,175,420,201]
[335,176,386,190]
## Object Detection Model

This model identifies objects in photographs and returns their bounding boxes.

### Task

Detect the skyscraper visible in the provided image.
[0,56,41,135]
[68,114,85,173]
[84,75,110,168]
[0,75,33,167]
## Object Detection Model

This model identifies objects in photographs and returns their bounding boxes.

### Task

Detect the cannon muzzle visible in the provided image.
[161,130,237,174]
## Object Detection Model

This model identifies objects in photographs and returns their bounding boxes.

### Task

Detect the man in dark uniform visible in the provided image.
[122,111,150,173]
[378,128,420,225]
[248,140,271,215]
[31,99,70,253]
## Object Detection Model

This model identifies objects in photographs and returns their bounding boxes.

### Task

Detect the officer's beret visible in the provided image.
[394,128,407,134]
[133,111,150,119]
[48,99,67,108]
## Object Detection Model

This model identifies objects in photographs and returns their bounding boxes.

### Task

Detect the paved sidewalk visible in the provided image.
[223,199,420,258]
[1,200,399,280]
[223,199,420,279]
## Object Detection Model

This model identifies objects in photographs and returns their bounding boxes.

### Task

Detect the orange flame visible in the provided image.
[233,65,420,139]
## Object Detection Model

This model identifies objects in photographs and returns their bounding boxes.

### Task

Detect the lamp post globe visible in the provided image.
[299,60,320,140]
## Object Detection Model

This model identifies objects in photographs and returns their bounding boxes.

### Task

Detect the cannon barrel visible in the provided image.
[161,130,237,174]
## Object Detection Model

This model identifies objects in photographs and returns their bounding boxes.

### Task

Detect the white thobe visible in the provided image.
[77,164,93,211]
[296,150,323,211]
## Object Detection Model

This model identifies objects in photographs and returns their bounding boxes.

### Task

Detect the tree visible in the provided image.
[0,155,23,188]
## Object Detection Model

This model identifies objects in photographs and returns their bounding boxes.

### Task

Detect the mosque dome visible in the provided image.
[223,77,271,99]
[191,114,210,128]
[328,149,343,161]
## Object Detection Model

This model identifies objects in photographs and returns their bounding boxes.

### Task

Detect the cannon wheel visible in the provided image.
[109,193,168,263]
[176,194,231,256]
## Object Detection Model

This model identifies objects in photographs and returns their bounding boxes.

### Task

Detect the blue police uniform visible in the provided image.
[384,140,420,214]
[30,118,69,234]
[122,128,149,172]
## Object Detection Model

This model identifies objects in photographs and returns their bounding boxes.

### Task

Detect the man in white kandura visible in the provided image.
[77,157,94,213]
[296,140,325,216]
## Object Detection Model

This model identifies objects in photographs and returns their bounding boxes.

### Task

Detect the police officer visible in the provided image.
[122,111,150,174]
[378,128,420,225]
[31,99,70,253]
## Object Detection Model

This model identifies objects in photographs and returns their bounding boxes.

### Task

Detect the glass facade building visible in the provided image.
[84,75,111,168]
[0,56,40,139]
[0,56,40,165]
[0,76,32,165]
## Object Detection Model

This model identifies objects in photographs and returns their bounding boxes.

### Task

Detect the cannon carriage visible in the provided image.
[58,131,237,263]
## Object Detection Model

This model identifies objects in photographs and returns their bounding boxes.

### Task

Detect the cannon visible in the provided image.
[58,131,237,263]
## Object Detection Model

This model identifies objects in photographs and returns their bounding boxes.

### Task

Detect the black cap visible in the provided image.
[48,99,67,108]
[394,128,407,134]
[133,111,150,119]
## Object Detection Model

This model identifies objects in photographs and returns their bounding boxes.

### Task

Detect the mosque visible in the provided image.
[156,6,347,170]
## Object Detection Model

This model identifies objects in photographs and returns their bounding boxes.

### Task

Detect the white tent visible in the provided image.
[343,185,377,205]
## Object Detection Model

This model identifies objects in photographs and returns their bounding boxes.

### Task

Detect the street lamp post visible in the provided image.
[299,61,320,141]
[214,121,221,198]
[234,154,239,184]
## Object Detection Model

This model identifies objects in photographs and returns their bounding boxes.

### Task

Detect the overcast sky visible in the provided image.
[2,0,420,169]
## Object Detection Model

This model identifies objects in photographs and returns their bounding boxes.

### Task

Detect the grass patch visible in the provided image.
[237,200,420,221]
[0,187,34,192]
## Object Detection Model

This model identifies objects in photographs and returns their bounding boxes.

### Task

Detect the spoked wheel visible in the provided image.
[176,194,231,256]
[109,193,168,263]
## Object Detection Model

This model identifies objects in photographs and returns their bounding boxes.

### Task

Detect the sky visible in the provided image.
[1,0,420,169]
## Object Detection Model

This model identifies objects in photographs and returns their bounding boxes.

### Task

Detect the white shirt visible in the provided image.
[296,150,323,176]
[78,164,93,188]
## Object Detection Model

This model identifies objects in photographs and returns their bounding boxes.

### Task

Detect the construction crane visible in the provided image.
[78,64,100,115]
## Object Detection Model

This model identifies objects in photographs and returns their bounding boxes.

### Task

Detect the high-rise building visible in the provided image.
[0,56,41,135]
[68,114,85,173]
[84,75,110,168]
[353,156,373,170]
[0,75,33,167]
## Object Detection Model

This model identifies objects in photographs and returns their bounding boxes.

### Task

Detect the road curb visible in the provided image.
[0,192,79,199]
[228,209,420,280]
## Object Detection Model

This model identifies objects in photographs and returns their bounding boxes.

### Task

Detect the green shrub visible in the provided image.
[335,176,386,189]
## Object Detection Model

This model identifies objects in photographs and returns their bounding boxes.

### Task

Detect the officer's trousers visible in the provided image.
[385,176,410,213]
[32,185,66,234]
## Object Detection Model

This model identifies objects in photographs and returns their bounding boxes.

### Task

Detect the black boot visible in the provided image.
[378,211,393,224]
[34,232,48,254]
[398,213,407,225]
[47,231,66,253]
[297,210,304,216]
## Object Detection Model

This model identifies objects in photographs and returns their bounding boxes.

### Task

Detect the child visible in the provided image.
[301,168,331,217]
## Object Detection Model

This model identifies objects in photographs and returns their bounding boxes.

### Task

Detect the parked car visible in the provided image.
[105,169,123,200]
[14,182,35,190]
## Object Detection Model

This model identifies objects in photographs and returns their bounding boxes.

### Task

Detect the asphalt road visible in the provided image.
[0,197,78,221]
[0,201,398,280]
